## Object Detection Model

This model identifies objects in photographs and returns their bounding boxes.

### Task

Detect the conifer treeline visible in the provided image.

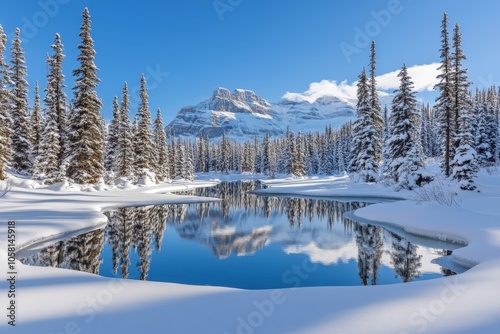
[349,13,500,191]
[0,10,499,190]
[0,8,196,184]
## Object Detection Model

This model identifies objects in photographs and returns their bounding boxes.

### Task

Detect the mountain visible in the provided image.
[166,87,356,141]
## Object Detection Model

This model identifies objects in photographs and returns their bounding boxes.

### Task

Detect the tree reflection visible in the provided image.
[354,223,383,286]
[20,229,104,275]
[19,181,452,286]
[389,232,422,283]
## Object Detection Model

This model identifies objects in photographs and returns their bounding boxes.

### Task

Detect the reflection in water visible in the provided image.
[354,223,383,286]
[22,229,104,275]
[389,231,423,283]
[21,181,457,288]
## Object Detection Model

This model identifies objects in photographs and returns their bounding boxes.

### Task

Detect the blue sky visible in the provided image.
[1,0,500,123]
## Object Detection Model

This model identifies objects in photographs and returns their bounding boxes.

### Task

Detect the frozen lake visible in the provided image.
[20,181,463,289]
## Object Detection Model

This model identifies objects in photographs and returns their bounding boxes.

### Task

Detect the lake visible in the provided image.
[20,181,464,289]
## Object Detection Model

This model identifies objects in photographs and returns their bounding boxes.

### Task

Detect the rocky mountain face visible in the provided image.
[166,87,356,140]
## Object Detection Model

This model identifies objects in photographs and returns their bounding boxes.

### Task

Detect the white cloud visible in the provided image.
[282,80,358,104]
[282,63,440,104]
[377,62,440,92]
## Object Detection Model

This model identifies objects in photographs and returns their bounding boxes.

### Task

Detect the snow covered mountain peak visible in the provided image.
[166,87,355,141]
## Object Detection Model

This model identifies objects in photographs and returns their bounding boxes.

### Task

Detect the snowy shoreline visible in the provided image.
[1,175,500,333]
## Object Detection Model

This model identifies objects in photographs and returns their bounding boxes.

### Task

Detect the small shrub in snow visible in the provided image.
[0,179,12,198]
[485,165,499,176]
[412,177,460,206]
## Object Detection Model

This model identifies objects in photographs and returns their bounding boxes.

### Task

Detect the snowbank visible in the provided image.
[1,174,500,333]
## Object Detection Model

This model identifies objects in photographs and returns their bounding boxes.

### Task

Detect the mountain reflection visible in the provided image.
[20,181,453,286]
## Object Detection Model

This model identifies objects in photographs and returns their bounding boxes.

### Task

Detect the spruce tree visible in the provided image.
[369,41,383,167]
[105,96,120,174]
[184,145,194,181]
[451,94,478,190]
[449,24,478,190]
[134,74,154,179]
[349,68,379,182]
[386,64,424,190]
[294,131,305,176]
[66,8,105,184]
[9,28,31,173]
[252,136,260,174]
[196,133,205,173]
[30,82,43,163]
[262,133,272,176]
[0,25,12,180]
[381,104,391,178]
[38,85,62,184]
[169,138,176,177]
[221,132,230,174]
[286,130,296,175]
[435,13,454,177]
[116,82,134,178]
[484,89,499,166]
[174,137,193,180]
[45,33,67,166]
[153,108,169,182]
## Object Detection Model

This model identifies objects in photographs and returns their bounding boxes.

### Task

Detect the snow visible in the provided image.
[2,170,500,333]
[212,110,237,120]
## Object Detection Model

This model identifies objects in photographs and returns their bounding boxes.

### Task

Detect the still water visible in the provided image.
[21,181,461,289]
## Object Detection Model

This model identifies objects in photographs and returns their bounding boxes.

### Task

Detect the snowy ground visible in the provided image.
[1,171,500,333]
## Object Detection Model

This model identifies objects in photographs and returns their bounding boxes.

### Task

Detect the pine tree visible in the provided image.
[381,104,391,178]
[66,8,105,184]
[175,137,193,180]
[38,79,63,184]
[306,132,319,175]
[420,104,431,157]
[435,13,454,177]
[386,64,424,190]
[449,24,478,190]
[175,137,185,179]
[9,28,31,173]
[116,82,134,178]
[451,94,478,190]
[349,68,379,182]
[134,74,154,179]
[369,41,384,167]
[450,23,472,171]
[184,144,194,181]
[104,96,120,174]
[484,89,499,166]
[169,138,176,177]
[45,33,67,166]
[153,108,169,182]
[30,81,43,169]
[286,130,296,175]
[241,142,252,173]
[253,136,260,174]
[262,133,272,176]
[0,25,12,180]
[196,133,205,173]
[294,131,305,176]
[221,132,230,174]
